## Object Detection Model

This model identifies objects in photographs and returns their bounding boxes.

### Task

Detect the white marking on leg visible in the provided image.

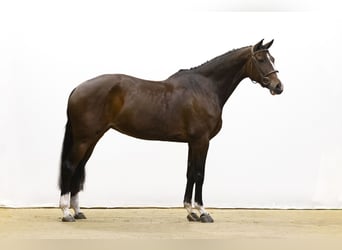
[60,193,72,218]
[70,193,81,215]
[194,202,208,215]
[184,202,193,214]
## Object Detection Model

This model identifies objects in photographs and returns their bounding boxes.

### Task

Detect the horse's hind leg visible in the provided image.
[70,170,86,220]
[69,165,87,220]
[60,141,95,222]
[69,145,96,220]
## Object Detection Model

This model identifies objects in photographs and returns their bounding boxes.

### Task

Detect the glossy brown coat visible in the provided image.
[59,40,283,222]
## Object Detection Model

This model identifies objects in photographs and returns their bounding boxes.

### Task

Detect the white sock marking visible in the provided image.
[70,193,81,214]
[60,193,72,218]
[184,202,193,214]
[194,202,208,215]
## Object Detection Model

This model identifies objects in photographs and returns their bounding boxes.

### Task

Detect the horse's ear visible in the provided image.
[263,39,274,50]
[253,39,264,52]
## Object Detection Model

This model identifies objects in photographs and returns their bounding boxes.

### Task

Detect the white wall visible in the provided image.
[1,1,342,208]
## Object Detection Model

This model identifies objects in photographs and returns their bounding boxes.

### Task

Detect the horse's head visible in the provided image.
[247,39,283,95]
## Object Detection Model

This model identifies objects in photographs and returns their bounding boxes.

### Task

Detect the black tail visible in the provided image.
[59,119,73,191]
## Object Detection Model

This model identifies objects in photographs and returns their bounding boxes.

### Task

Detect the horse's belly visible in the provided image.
[111,109,187,142]
[113,121,187,142]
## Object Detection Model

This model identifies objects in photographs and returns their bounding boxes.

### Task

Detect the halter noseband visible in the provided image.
[250,48,279,87]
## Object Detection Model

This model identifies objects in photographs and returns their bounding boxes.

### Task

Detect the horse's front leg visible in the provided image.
[184,143,200,222]
[184,139,214,223]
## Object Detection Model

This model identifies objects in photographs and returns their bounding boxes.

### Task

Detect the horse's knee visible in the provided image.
[194,172,204,184]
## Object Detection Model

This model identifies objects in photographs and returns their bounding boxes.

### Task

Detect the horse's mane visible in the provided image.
[177,45,251,73]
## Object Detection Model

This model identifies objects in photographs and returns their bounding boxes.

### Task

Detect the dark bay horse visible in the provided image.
[59,39,283,223]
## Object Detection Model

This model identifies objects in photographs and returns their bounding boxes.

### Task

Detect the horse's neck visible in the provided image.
[193,47,251,108]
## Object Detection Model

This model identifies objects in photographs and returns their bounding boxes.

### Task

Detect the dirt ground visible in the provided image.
[1,208,342,249]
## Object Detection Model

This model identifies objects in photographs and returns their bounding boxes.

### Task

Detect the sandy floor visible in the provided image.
[1,208,342,241]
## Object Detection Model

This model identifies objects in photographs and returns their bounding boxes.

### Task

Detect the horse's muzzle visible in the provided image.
[270,82,283,95]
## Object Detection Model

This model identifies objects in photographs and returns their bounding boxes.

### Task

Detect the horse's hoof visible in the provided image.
[200,213,214,223]
[187,212,200,222]
[62,215,76,222]
[74,212,87,220]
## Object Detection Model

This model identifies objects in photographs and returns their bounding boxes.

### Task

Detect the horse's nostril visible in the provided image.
[270,82,283,95]
[276,83,283,91]
[274,83,283,94]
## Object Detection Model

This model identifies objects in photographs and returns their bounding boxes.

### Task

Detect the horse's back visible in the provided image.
[69,74,123,101]
[66,74,183,137]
